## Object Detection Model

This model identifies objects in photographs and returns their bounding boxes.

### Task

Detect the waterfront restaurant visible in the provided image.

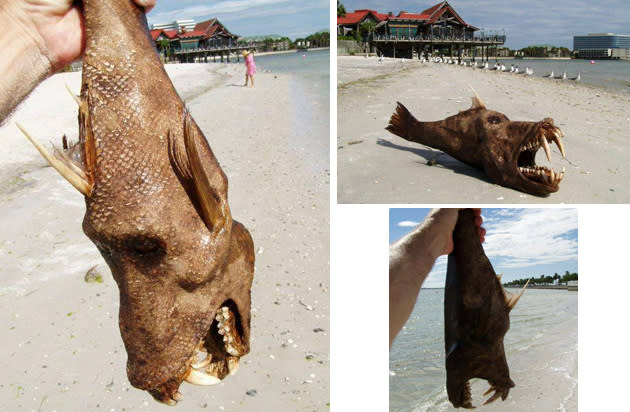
[337,1,505,60]
[149,18,238,52]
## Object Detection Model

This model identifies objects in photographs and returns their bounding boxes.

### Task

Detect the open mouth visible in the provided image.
[151,302,247,406]
[516,122,566,187]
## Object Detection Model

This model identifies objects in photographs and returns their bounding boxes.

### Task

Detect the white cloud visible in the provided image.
[483,209,577,267]
[421,208,577,287]
[397,220,420,227]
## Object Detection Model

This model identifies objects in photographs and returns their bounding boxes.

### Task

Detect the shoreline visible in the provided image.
[0,63,329,410]
[337,56,630,203]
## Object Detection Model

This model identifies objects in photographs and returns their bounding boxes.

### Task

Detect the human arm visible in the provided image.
[389,208,484,347]
[0,0,155,123]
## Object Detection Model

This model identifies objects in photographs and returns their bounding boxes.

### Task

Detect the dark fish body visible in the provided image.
[386,95,566,197]
[444,209,526,408]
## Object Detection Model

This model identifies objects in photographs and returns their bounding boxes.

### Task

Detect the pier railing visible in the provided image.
[173,44,254,55]
[371,34,506,44]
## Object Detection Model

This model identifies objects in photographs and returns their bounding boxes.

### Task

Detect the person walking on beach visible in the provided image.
[389,209,485,347]
[242,50,256,88]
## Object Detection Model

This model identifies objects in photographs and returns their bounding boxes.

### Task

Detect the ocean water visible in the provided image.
[491,58,630,94]
[255,50,330,172]
[390,288,578,412]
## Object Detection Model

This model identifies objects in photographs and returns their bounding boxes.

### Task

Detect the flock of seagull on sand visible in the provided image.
[414,56,581,81]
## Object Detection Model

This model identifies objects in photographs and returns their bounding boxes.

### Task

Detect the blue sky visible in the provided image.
[147,0,329,39]
[339,0,630,49]
[390,208,578,288]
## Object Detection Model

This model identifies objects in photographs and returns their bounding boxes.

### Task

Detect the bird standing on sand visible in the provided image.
[543,70,554,78]
[568,72,581,81]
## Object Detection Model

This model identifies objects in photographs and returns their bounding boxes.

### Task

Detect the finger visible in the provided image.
[135,0,156,12]
[477,227,486,240]
[474,215,482,227]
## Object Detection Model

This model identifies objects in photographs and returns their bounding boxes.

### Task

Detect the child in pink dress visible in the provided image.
[242,51,256,88]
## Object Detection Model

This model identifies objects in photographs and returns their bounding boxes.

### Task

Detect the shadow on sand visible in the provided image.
[376,138,493,184]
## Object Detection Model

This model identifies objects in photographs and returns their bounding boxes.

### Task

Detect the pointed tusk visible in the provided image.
[497,273,503,281]
[185,368,221,386]
[228,356,240,375]
[468,85,485,109]
[507,279,530,310]
[540,133,552,161]
[15,123,92,197]
[64,84,88,116]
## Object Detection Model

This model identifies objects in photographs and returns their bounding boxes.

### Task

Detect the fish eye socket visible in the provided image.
[128,237,165,257]
[488,115,502,125]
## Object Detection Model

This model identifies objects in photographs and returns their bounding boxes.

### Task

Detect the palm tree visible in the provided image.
[337,1,346,17]
[157,38,170,62]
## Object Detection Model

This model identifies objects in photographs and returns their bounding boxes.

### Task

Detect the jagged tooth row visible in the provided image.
[518,166,565,185]
[519,138,540,153]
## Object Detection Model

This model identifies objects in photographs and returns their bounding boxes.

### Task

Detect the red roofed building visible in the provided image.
[149,18,239,55]
[337,9,388,36]
[339,2,504,59]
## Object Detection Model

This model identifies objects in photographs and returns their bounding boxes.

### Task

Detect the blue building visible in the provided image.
[573,33,630,59]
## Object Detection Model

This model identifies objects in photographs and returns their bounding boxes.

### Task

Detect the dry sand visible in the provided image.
[0,63,329,411]
[338,56,630,203]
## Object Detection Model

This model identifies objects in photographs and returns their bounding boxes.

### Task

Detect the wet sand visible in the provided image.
[0,63,329,411]
[338,56,630,203]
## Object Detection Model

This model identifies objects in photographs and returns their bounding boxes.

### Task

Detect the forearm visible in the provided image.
[0,2,52,124]
[389,209,453,346]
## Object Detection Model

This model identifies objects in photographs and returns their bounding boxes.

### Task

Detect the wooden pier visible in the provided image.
[173,44,252,63]
[371,34,506,61]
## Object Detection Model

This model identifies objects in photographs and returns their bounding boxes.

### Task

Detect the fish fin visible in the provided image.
[468,85,486,109]
[506,278,530,310]
[15,123,92,196]
[386,101,419,139]
[77,100,96,187]
[168,112,230,232]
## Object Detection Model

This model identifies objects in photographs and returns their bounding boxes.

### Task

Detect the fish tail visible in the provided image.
[386,102,419,140]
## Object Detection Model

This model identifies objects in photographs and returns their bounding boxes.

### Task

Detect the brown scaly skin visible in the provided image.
[37,0,253,405]
[444,209,527,409]
[386,95,566,197]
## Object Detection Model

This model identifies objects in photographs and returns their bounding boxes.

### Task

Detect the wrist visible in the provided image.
[0,2,52,122]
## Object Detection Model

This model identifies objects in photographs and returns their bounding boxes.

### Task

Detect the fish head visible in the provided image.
[461,94,566,196]
[446,340,515,409]
[80,114,254,405]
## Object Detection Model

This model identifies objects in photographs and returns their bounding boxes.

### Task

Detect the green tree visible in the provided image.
[358,21,376,41]
[157,38,170,61]
[337,1,346,17]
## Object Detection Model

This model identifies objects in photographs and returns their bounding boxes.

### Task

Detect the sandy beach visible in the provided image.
[337,56,630,203]
[0,63,329,411]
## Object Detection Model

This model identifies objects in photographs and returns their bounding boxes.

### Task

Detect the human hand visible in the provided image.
[427,208,485,256]
[8,0,156,72]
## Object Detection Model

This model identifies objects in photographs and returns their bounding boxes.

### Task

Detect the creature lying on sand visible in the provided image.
[386,91,566,197]
[16,0,254,406]
[444,209,528,408]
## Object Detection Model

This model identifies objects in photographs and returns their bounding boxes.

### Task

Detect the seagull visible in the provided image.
[554,71,567,80]
[568,72,581,81]
[543,70,554,78]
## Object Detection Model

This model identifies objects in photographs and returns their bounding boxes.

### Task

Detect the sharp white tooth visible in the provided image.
[552,133,566,157]
[227,346,240,356]
[192,356,212,369]
[185,369,221,386]
[540,134,551,161]
[223,335,228,342]
[218,328,225,335]
[550,169,555,182]
[223,325,231,332]
[173,391,184,401]
[215,314,224,322]
[228,357,240,375]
